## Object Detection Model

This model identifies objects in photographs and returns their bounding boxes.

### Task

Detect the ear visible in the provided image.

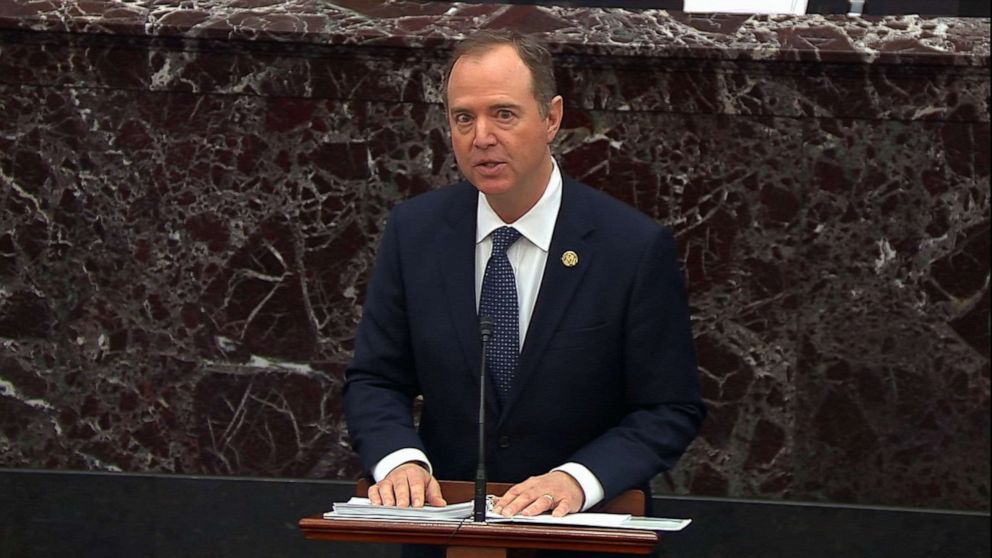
[545,95,564,143]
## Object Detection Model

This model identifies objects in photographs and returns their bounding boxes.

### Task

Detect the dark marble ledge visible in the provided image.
[1,28,986,122]
[0,0,987,67]
[3,24,986,81]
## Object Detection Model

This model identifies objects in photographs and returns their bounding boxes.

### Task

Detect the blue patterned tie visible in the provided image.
[479,226,522,406]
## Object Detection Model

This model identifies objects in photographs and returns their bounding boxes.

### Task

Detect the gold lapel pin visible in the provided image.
[561,250,579,268]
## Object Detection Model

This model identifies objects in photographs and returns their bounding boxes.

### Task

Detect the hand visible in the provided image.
[368,462,446,508]
[493,471,584,518]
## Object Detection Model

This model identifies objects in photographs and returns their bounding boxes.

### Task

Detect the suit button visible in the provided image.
[498,435,511,448]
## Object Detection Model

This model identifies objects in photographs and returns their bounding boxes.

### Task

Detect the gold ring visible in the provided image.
[542,493,554,503]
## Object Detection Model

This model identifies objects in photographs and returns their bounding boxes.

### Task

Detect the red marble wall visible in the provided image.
[0,0,988,510]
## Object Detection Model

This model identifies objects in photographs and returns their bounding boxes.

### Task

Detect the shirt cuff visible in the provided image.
[552,462,605,512]
[371,448,433,482]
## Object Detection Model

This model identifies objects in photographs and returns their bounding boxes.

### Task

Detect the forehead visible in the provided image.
[446,45,537,108]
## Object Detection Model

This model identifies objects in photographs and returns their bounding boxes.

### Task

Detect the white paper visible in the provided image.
[323,496,692,531]
[623,517,693,531]
[684,0,809,14]
[327,497,473,520]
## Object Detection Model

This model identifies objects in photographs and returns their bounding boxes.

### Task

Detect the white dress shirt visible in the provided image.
[373,160,605,511]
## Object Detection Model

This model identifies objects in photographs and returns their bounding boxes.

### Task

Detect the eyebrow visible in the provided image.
[449,102,524,114]
[490,103,522,112]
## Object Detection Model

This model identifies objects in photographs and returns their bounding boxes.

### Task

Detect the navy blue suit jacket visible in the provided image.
[344,176,705,504]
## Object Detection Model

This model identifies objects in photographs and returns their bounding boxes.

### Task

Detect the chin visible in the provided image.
[467,174,514,195]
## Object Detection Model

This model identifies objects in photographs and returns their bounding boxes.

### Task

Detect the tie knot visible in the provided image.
[491,226,522,254]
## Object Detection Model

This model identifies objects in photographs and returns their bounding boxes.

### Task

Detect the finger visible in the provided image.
[494,482,529,514]
[408,474,426,507]
[519,493,555,517]
[393,475,412,507]
[551,500,571,518]
[495,491,527,517]
[425,477,447,507]
[368,484,382,506]
[503,490,548,517]
[379,480,396,507]
[496,486,521,507]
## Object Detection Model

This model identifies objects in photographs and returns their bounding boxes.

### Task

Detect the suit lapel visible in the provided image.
[499,178,595,421]
[439,183,502,416]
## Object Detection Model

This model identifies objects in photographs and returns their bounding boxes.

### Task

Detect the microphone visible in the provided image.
[474,315,494,522]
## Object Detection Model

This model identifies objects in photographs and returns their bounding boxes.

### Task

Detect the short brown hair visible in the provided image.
[443,30,557,117]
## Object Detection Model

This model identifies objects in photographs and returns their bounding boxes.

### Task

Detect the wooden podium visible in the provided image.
[298,480,659,557]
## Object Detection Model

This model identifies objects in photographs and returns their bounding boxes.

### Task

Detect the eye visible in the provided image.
[452,113,473,125]
[495,109,515,121]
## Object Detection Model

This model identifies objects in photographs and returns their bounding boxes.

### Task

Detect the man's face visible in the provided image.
[446,45,562,218]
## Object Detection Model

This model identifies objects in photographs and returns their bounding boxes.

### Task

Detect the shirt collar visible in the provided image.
[476,159,562,252]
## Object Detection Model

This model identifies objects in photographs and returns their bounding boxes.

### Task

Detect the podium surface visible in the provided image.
[299,480,659,557]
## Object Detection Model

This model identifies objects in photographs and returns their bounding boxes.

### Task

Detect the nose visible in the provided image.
[472,118,497,149]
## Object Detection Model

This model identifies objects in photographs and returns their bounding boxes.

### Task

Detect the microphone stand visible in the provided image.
[474,315,494,523]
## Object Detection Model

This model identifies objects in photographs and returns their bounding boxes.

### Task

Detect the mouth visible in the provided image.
[475,160,505,169]
[474,160,507,176]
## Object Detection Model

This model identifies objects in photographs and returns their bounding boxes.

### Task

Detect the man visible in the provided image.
[343,30,704,530]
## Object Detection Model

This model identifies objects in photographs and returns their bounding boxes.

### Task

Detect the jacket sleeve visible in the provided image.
[568,226,706,502]
[342,208,427,477]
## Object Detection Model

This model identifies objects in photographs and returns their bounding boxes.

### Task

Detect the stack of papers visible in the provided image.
[323,497,692,531]
[329,498,475,521]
